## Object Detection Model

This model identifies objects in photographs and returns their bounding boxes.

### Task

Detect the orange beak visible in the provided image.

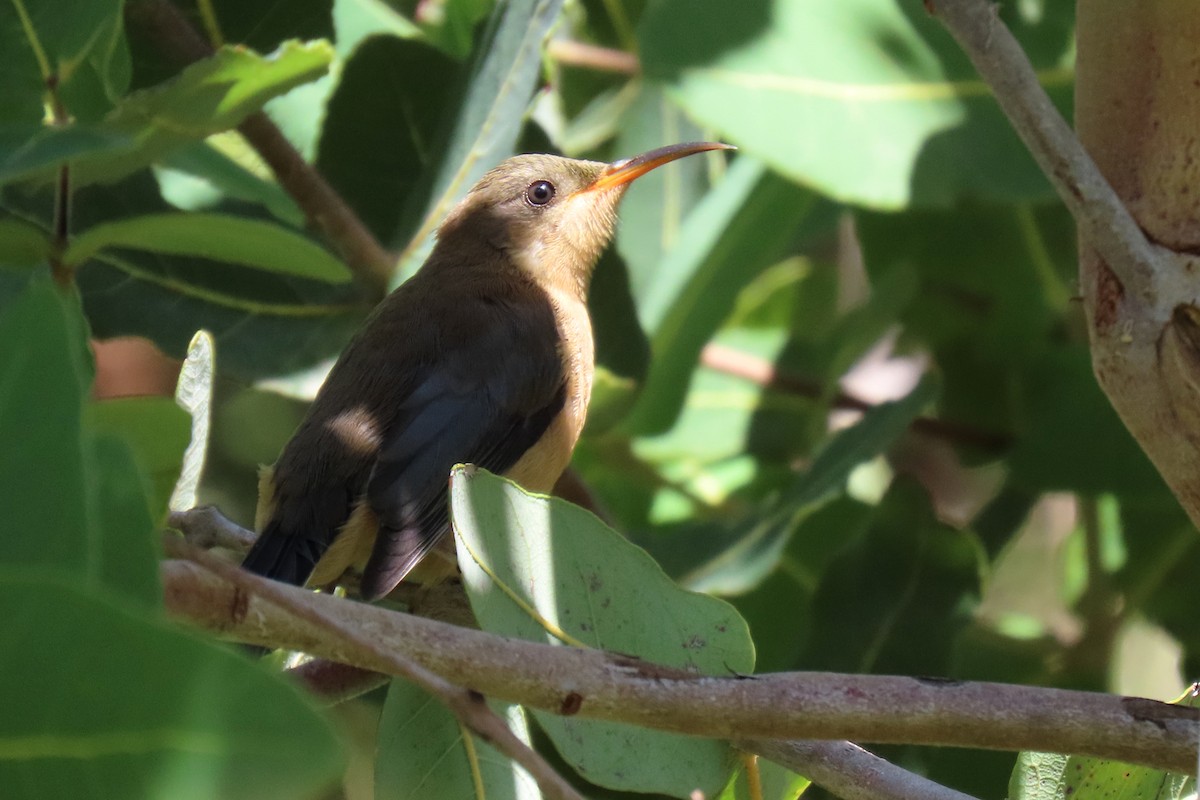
[588,141,736,192]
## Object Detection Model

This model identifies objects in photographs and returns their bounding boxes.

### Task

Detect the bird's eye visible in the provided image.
[525,180,556,207]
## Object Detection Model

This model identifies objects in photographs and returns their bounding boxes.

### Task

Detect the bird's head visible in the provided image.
[434,142,734,298]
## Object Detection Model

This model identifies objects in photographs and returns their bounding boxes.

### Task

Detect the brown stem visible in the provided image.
[163,560,1200,774]
[741,739,981,800]
[701,343,1011,451]
[546,40,640,75]
[123,0,394,300]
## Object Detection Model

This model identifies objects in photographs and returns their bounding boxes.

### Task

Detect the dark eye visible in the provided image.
[525,180,556,206]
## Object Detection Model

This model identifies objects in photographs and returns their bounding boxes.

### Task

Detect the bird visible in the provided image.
[241,142,733,601]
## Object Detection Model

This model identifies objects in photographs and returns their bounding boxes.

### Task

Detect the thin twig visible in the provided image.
[741,739,980,800]
[162,540,586,800]
[546,39,640,75]
[123,0,394,300]
[701,343,1011,451]
[162,560,1200,774]
[928,0,1164,308]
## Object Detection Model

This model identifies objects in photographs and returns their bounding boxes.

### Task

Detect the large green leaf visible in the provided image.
[316,35,463,244]
[613,82,709,288]
[87,397,192,521]
[8,41,333,188]
[624,157,823,435]
[1009,346,1169,496]
[3,173,366,380]
[0,125,134,186]
[0,278,93,575]
[393,0,565,279]
[450,467,753,798]
[0,216,50,267]
[672,378,937,595]
[65,213,352,283]
[0,277,163,608]
[640,0,1074,208]
[1008,751,1069,800]
[0,577,345,800]
[807,480,982,674]
[0,0,128,123]
[376,679,536,800]
[1009,746,1197,800]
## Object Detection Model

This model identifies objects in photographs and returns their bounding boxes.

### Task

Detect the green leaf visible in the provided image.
[0,576,346,800]
[624,157,821,435]
[85,434,162,611]
[676,378,937,595]
[613,82,709,287]
[393,0,565,279]
[18,41,334,187]
[0,125,134,186]
[640,0,1074,208]
[719,757,811,800]
[87,397,192,520]
[155,142,305,227]
[332,0,422,57]
[316,35,463,244]
[3,172,366,380]
[65,213,352,283]
[0,0,128,123]
[450,467,753,797]
[587,248,651,430]
[1009,346,1168,496]
[171,331,216,513]
[0,278,162,608]
[0,278,92,574]
[0,216,50,266]
[1010,747,1197,800]
[807,480,981,674]
[1009,751,1069,800]
[376,679,537,800]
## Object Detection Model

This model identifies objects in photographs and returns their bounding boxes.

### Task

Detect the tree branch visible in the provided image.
[123,0,395,300]
[163,540,585,800]
[701,343,1011,451]
[741,739,980,800]
[927,0,1166,309]
[162,560,1200,774]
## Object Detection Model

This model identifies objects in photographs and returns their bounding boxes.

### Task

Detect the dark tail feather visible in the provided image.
[240,519,322,587]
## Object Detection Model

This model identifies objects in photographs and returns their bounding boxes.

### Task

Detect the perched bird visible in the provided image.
[242,142,732,600]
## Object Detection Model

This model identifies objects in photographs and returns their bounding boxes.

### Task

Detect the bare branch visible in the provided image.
[741,739,980,800]
[169,506,255,551]
[123,0,395,300]
[163,541,586,800]
[928,0,1165,308]
[163,560,1200,774]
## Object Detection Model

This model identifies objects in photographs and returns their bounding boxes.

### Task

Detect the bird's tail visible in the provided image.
[240,518,326,586]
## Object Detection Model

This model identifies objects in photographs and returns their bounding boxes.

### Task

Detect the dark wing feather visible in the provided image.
[241,266,565,599]
[358,290,566,600]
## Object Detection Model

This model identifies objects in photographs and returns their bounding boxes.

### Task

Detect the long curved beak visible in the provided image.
[588,141,736,192]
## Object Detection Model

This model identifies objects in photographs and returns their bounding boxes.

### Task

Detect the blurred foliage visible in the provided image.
[0,0,1195,798]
